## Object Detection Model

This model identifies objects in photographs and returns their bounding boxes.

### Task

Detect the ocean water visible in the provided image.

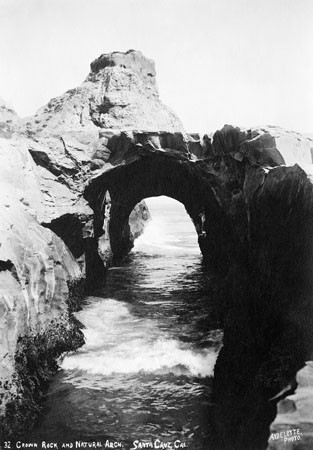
[28,196,223,449]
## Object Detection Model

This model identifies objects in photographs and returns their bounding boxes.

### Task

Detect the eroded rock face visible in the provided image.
[98,193,151,267]
[268,363,313,449]
[0,99,20,137]
[0,136,87,436]
[21,49,183,137]
[84,125,313,450]
[0,204,83,429]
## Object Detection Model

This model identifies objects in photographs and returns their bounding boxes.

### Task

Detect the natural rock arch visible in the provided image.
[84,140,238,272]
[83,126,313,449]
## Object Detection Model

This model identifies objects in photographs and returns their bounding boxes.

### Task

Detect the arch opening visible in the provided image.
[132,196,200,255]
[84,151,237,273]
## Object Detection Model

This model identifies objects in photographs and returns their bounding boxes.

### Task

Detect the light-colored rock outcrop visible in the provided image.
[268,363,313,449]
[12,51,184,197]
[0,99,20,137]
[0,98,19,122]
[21,49,183,137]
[0,203,81,408]
[0,136,86,436]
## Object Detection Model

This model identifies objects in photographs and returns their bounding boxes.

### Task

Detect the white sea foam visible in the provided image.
[61,298,218,378]
[62,336,217,377]
[134,218,198,254]
[61,199,216,380]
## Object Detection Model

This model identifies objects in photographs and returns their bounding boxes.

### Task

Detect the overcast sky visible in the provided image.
[1,0,312,133]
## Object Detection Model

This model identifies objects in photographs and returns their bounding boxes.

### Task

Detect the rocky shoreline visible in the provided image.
[1,279,85,440]
[1,50,313,449]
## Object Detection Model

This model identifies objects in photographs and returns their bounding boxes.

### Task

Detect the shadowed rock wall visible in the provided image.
[84,126,313,450]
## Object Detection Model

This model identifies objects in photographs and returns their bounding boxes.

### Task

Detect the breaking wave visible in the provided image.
[61,298,217,378]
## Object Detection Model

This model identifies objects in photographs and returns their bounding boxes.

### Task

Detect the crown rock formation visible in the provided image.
[24,49,183,135]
